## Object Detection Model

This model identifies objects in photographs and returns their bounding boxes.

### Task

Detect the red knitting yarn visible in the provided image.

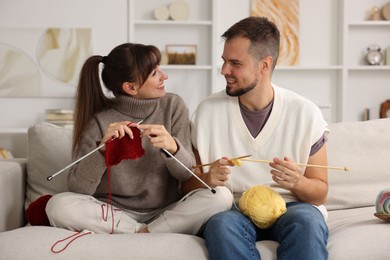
[50,126,146,253]
[105,126,145,166]
[25,194,52,226]
[103,126,145,233]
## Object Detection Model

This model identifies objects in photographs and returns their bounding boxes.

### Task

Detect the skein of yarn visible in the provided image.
[239,185,287,229]
[376,188,390,215]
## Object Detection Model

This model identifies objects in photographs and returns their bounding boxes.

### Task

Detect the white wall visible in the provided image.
[0,0,128,129]
[1,0,388,157]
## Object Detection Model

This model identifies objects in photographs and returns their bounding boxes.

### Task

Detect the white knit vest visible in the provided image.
[191,85,328,217]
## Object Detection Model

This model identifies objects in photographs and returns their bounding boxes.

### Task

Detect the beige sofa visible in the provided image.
[1,119,390,259]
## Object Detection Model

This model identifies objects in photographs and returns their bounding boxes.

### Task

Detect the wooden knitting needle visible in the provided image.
[241,158,350,171]
[192,155,252,168]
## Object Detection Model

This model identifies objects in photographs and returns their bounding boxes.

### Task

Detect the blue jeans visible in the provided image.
[202,202,328,260]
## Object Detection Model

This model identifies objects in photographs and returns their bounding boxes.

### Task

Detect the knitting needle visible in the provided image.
[162,148,216,194]
[47,143,105,181]
[47,120,144,181]
[192,155,253,168]
[144,135,216,194]
[241,158,350,171]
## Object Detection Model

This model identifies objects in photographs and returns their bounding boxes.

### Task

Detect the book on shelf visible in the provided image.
[45,108,74,123]
[45,109,74,114]
[46,113,73,121]
[45,120,74,128]
[0,147,14,159]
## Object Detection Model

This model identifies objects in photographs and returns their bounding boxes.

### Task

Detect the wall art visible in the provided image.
[0,27,92,97]
[251,0,300,66]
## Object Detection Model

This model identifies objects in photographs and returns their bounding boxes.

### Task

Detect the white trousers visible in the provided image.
[46,186,232,235]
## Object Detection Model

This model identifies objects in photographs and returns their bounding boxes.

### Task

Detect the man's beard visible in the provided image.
[226,78,257,97]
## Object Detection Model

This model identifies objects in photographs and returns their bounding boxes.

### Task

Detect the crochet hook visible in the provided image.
[47,120,144,181]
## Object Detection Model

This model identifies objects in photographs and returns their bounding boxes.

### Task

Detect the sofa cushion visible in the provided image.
[327,206,390,260]
[325,118,390,211]
[0,226,208,259]
[25,123,72,210]
[0,160,26,231]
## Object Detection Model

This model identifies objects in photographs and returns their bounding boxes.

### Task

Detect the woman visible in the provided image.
[46,43,232,235]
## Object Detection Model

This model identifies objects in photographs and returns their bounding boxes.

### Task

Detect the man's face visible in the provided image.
[221,37,259,97]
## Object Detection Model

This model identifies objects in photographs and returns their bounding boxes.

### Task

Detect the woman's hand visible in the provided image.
[137,124,178,154]
[99,121,137,149]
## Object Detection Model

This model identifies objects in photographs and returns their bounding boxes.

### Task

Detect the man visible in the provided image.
[183,16,329,259]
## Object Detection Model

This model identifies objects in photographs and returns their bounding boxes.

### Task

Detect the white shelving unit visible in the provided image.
[341,0,390,122]
[127,0,390,122]
[222,0,389,123]
[271,0,341,122]
[128,0,218,115]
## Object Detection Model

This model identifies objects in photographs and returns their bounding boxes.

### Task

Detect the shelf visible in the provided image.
[134,20,212,26]
[160,65,212,70]
[349,21,390,27]
[276,66,342,71]
[347,66,390,71]
[0,128,28,134]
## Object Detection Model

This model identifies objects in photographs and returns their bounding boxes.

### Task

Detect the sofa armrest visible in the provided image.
[0,159,27,232]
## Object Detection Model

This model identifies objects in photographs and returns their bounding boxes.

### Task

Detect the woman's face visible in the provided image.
[133,66,168,99]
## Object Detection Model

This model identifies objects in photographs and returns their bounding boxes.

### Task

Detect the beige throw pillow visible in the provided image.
[25,123,72,210]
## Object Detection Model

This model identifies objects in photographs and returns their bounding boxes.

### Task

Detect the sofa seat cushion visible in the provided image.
[0,226,208,259]
[2,208,387,260]
[327,206,390,259]
[255,240,278,259]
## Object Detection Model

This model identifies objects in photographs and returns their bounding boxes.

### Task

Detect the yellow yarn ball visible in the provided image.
[239,185,287,229]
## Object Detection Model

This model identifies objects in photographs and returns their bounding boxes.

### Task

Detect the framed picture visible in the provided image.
[166,44,196,65]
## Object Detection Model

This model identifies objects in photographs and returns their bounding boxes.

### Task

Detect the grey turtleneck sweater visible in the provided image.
[67,93,195,212]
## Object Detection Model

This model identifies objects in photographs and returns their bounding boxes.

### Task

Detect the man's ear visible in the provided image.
[122,82,138,95]
[259,56,273,73]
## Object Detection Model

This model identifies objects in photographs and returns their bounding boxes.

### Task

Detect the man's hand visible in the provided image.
[269,157,303,190]
[206,157,234,187]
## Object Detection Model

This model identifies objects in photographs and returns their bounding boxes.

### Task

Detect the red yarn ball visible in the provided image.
[25,194,52,226]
